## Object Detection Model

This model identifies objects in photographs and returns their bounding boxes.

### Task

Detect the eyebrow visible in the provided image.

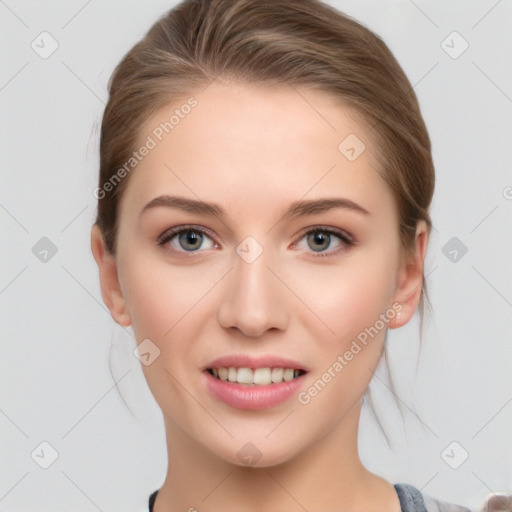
[140,195,370,219]
[283,197,370,219]
[141,195,225,217]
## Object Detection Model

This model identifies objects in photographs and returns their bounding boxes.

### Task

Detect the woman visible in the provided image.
[91,1,510,510]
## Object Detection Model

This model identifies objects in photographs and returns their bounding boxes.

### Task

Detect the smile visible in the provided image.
[207,367,306,385]
[203,355,308,409]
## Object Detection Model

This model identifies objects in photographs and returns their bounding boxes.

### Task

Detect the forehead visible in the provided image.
[120,82,395,221]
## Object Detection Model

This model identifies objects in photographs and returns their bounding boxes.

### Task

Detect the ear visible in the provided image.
[389,220,429,329]
[90,224,132,327]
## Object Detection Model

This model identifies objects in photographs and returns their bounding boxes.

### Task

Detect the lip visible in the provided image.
[204,354,307,371]
[203,370,306,410]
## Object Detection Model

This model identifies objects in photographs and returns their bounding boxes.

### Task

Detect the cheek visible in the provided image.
[120,253,221,339]
[287,249,398,350]
[291,255,398,422]
[119,255,223,417]
[118,254,228,391]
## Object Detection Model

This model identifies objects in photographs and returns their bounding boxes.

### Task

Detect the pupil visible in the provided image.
[308,232,330,251]
[179,231,202,251]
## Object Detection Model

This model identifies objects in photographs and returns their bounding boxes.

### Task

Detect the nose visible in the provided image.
[217,248,289,337]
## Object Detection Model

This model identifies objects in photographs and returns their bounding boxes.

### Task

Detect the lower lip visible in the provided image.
[203,371,305,410]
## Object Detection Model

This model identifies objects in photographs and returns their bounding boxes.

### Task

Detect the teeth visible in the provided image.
[283,368,294,381]
[237,367,253,385]
[228,367,237,382]
[211,367,302,385]
[271,367,283,382]
[254,368,271,385]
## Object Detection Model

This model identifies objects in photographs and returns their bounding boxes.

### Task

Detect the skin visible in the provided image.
[91,81,429,511]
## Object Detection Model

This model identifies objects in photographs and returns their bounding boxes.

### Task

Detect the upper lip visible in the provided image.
[205,354,307,371]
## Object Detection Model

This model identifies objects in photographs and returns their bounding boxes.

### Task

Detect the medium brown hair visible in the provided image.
[96,0,435,435]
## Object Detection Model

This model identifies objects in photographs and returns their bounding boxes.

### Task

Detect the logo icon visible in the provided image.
[133,338,161,366]
[236,236,263,264]
[32,237,58,263]
[31,441,59,469]
[237,442,263,465]
[31,31,59,59]
[441,31,469,59]
[338,134,366,162]
[442,236,468,263]
[441,441,469,469]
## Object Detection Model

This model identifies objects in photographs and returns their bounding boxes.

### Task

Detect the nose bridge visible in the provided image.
[217,241,288,336]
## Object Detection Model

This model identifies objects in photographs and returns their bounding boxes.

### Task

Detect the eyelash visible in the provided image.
[156,224,354,258]
[293,226,354,257]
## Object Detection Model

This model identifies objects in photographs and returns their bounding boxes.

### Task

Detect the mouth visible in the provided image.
[203,356,308,410]
[206,367,307,386]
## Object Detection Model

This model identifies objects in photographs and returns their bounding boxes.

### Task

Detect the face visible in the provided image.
[94,82,425,467]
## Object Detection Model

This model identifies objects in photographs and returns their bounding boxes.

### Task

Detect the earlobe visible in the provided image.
[389,221,429,329]
[90,225,132,327]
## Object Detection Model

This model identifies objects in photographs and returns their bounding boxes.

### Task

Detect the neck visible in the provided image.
[154,400,400,512]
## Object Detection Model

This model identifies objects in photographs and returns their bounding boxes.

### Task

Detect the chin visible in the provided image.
[208,436,306,469]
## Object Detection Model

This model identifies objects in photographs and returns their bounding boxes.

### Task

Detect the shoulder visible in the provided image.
[423,494,473,512]
[394,483,472,512]
[143,485,509,512]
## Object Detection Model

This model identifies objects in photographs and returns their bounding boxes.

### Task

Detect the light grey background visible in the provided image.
[1,1,511,511]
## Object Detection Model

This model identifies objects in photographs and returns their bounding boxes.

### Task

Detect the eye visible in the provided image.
[157,225,218,253]
[293,227,353,256]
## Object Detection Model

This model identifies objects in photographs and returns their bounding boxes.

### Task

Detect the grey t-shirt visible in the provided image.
[395,484,472,512]
[146,484,473,511]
